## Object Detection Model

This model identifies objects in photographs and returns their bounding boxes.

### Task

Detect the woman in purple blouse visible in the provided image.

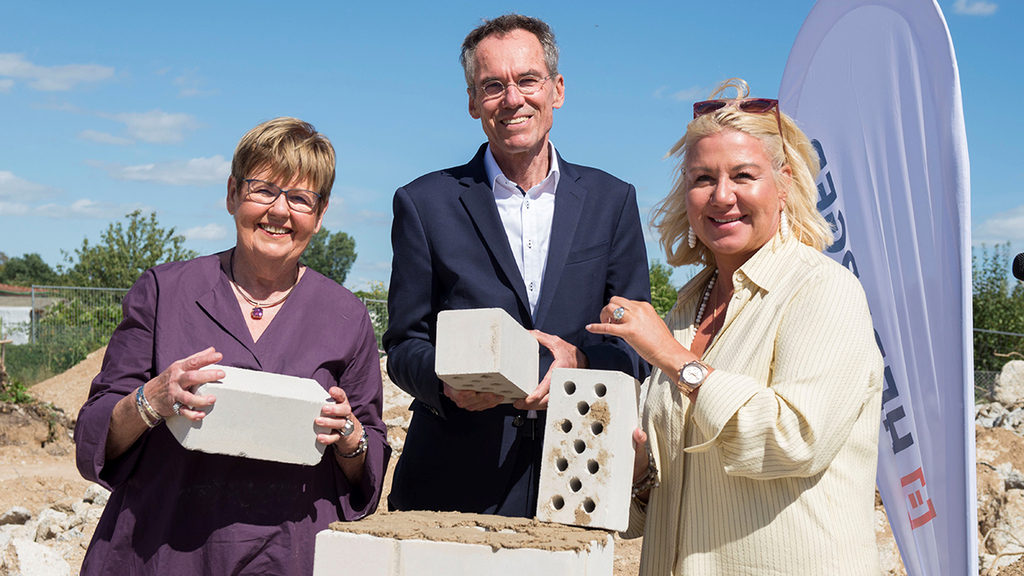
[75,117,390,575]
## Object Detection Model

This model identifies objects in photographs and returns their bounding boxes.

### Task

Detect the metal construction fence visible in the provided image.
[11,287,388,354]
[28,285,129,346]
[361,298,388,353]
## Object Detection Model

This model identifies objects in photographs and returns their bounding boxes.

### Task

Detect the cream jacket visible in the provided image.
[627,236,884,575]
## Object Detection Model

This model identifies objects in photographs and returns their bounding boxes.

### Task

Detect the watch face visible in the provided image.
[682,364,705,384]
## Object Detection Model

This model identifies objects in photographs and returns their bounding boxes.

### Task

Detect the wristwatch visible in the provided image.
[677,360,710,394]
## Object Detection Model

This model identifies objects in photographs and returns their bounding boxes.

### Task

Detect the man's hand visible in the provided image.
[514,330,589,411]
[443,382,504,411]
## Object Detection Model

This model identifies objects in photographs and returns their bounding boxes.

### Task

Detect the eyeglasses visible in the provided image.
[693,98,788,160]
[243,179,321,213]
[475,75,553,99]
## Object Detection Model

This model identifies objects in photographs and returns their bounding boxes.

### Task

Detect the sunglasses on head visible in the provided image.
[692,98,788,160]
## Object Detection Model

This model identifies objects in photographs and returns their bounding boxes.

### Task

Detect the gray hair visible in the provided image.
[460,14,559,89]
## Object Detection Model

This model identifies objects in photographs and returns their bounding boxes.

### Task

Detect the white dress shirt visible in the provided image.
[484,143,560,319]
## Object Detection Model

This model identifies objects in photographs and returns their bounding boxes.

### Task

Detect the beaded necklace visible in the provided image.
[692,269,720,346]
[229,249,299,320]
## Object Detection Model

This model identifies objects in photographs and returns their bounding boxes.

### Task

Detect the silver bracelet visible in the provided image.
[135,386,163,428]
[334,428,368,459]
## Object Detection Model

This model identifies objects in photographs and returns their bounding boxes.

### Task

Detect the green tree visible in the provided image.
[62,210,197,288]
[973,243,1024,371]
[650,260,679,317]
[301,227,357,286]
[0,253,60,286]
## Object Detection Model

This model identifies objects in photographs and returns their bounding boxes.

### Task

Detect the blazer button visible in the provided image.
[512,415,525,427]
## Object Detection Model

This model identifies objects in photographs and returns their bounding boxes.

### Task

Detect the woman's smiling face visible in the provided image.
[227,168,324,268]
[685,129,789,272]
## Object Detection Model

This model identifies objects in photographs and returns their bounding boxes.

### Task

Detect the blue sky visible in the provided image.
[1,0,1019,291]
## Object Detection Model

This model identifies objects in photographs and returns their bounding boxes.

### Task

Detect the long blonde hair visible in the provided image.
[651,78,832,267]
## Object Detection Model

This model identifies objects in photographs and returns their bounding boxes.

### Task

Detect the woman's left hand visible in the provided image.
[316,387,363,458]
[586,296,694,374]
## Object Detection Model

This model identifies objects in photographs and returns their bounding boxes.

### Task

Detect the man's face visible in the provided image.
[467,29,565,165]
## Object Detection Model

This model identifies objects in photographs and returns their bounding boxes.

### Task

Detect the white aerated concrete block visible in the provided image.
[313,517,613,576]
[538,368,640,532]
[435,307,538,402]
[166,365,330,465]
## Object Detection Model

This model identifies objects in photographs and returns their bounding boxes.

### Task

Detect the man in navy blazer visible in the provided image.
[384,14,650,518]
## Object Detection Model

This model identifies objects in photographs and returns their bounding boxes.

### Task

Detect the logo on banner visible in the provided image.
[812,139,936,531]
[902,468,938,528]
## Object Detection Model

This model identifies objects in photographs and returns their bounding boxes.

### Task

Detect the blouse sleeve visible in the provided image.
[74,270,159,490]
[685,267,883,480]
[329,306,392,520]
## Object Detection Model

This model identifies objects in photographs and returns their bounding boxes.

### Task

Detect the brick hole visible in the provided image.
[577,401,590,416]
[569,477,582,492]
[556,457,569,472]
[552,495,565,510]
[587,459,599,474]
[582,498,596,513]
[560,419,573,433]
[574,439,586,454]
[594,383,607,397]
[564,381,576,395]
[590,422,603,435]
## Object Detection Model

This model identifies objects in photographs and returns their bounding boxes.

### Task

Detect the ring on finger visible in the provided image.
[339,418,356,437]
[612,306,627,322]
[172,401,183,416]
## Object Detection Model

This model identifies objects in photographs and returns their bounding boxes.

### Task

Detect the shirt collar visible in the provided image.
[733,234,801,294]
[483,142,560,194]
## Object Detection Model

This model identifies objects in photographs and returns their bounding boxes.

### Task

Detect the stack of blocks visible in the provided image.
[314,309,640,575]
[313,515,613,576]
[166,365,331,466]
[537,368,640,532]
[434,307,538,402]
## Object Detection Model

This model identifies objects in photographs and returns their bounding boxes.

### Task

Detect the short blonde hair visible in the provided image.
[231,117,336,211]
[652,79,832,268]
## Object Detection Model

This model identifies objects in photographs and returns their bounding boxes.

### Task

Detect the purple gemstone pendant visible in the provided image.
[251,307,264,320]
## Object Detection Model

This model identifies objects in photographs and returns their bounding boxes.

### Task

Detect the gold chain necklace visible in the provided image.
[229,249,299,320]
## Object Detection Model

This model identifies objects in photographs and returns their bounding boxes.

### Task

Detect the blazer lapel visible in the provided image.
[533,156,585,328]
[457,150,531,317]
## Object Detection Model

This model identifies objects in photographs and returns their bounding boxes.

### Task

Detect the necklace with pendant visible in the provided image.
[229,249,299,320]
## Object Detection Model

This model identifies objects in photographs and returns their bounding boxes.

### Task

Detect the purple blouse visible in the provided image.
[75,254,390,575]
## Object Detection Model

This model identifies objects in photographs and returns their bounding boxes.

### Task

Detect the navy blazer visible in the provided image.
[384,144,651,517]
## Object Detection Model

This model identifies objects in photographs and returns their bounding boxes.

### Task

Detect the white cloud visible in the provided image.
[0,53,114,91]
[0,171,58,199]
[35,198,146,219]
[98,155,230,186]
[975,205,1024,243]
[671,87,705,102]
[183,223,228,241]
[173,70,218,98]
[653,85,706,102]
[79,130,134,146]
[0,79,13,93]
[102,109,201,144]
[953,0,998,15]
[0,201,31,216]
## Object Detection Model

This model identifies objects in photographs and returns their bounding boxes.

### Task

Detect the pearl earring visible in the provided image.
[780,210,790,241]
[688,225,697,249]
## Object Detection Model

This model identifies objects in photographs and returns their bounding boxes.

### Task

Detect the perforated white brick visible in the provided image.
[434,307,538,402]
[166,365,331,465]
[537,368,639,532]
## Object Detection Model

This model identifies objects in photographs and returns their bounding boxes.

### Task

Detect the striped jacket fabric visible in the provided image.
[627,236,884,575]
